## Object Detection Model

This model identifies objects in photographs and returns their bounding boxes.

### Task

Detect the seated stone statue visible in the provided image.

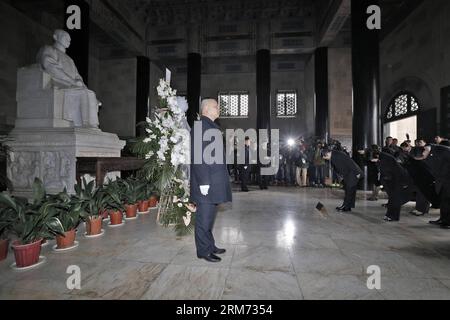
[36,29,99,128]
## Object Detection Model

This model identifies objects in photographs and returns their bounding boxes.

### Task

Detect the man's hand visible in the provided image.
[200,185,210,196]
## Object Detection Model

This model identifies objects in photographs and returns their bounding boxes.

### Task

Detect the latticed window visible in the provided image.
[385,92,421,123]
[276,91,297,117]
[218,92,249,117]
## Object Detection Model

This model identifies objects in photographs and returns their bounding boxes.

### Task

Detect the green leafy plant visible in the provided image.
[74,177,106,218]
[0,179,64,244]
[120,178,144,205]
[139,180,156,201]
[49,190,85,232]
[0,200,16,240]
[0,136,12,191]
[103,179,125,212]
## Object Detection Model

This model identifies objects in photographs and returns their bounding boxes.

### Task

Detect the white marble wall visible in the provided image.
[380,0,450,130]
[97,58,137,138]
[149,61,165,113]
[303,55,316,138]
[328,48,352,149]
[271,71,306,141]
[0,1,53,133]
[202,72,257,131]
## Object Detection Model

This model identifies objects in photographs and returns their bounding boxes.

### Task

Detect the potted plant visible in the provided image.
[148,190,159,208]
[75,177,105,236]
[121,178,142,219]
[0,179,64,268]
[0,135,12,192]
[51,190,85,249]
[104,180,125,225]
[137,181,153,213]
[0,200,16,261]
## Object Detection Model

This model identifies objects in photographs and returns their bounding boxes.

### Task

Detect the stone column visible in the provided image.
[136,56,150,137]
[256,21,271,135]
[351,0,381,153]
[351,0,381,189]
[187,24,201,126]
[314,47,329,141]
[64,0,90,85]
[256,49,271,134]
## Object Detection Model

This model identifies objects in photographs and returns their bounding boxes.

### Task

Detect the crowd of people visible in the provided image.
[229,134,450,228]
[362,135,450,227]
[229,136,349,189]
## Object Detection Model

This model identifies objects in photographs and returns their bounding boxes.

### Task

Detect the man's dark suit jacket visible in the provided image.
[426,145,450,192]
[330,150,363,183]
[190,116,232,205]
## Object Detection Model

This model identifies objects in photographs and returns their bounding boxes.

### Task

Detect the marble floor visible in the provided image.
[1,187,450,300]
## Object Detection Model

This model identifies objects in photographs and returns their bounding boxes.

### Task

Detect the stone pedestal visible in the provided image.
[7,127,125,197]
[7,64,125,197]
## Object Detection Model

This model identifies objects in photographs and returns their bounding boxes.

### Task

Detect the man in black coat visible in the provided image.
[190,99,232,262]
[322,149,363,212]
[240,136,251,192]
[415,144,450,229]
[377,152,413,221]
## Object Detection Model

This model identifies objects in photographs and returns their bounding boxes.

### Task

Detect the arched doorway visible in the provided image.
[384,92,421,142]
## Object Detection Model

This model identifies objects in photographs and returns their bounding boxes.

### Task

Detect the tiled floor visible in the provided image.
[1,187,450,300]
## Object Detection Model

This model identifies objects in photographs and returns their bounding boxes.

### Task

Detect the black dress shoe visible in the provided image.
[198,253,222,263]
[214,248,226,254]
[241,189,249,192]
[339,208,352,212]
[429,219,442,225]
[440,224,450,229]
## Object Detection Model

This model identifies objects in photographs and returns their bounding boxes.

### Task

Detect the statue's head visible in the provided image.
[53,29,71,49]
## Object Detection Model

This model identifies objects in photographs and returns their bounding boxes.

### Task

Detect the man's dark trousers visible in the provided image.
[195,203,219,257]
[241,166,250,191]
[343,177,358,209]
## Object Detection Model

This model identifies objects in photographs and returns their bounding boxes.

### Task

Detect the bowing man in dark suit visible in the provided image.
[322,149,363,212]
[190,99,232,263]
[415,144,450,229]
[377,152,413,221]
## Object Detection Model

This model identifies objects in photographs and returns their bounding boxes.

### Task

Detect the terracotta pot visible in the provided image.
[12,239,42,268]
[100,209,109,220]
[56,229,76,249]
[138,200,149,212]
[86,216,103,235]
[0,239,9,261]
[148,196,159,208]
[125,204,138,218]
[109,210,123,225]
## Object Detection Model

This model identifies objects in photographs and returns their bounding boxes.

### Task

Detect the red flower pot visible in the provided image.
[12,239,42,268]
[100,209,109,220]
[56,229,76,249]
[148,196,159,208]
[0,239,9,261]
[125,204,138,218]
[138,200,149,212]
[86,216,103,235]
[109,210,123,225]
